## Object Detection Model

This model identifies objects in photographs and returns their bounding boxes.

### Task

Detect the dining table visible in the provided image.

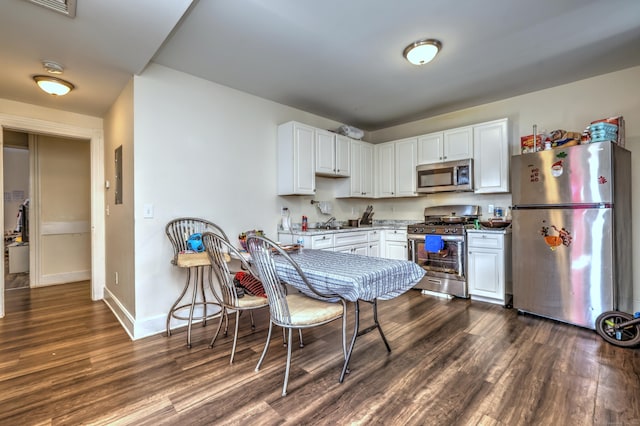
[272,248,425,382]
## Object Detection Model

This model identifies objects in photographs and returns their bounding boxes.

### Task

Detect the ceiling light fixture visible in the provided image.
[403,39,442,66]
[33,75,75,96]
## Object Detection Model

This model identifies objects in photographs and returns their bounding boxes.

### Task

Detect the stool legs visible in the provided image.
[167,265,221,348]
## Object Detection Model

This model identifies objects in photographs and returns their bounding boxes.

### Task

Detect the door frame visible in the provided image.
[0,113,105,318]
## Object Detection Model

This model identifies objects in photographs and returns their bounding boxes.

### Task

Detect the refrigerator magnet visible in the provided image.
[551,160,564,177]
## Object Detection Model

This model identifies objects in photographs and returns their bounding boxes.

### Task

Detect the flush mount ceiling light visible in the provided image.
[403,39,442,66]
[33,75,75,96]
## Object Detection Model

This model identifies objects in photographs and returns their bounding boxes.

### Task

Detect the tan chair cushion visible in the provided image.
[285,293,343,326]
[236,294,269,308]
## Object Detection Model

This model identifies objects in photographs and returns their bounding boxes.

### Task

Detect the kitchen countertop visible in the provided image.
[279,220,410,236]
[467,227,512,234]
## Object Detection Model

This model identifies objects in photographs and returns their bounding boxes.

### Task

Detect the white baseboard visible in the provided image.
[37,270,91,286]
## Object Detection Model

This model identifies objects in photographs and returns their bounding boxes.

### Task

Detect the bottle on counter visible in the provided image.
[297,236,304,250]
[301,215,308,231]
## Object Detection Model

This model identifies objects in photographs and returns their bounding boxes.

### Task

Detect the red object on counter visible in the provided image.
[302,215,308,231]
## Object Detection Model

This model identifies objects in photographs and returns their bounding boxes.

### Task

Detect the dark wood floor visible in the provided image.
[1,281,639,425]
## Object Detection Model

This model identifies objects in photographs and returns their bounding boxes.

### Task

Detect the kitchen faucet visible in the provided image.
[321,216,336,229]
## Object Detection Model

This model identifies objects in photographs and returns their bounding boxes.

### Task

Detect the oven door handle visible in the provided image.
[408,238,414,261]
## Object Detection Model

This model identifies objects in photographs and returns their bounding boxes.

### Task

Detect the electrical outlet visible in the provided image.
[488,204,495,215]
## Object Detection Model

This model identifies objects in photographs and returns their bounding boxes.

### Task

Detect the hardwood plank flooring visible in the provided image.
[1,281,639,425]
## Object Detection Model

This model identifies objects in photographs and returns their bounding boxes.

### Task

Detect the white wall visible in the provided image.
[129,64,345,337]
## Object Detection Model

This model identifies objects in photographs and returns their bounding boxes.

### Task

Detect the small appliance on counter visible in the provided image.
[281,207,291,231]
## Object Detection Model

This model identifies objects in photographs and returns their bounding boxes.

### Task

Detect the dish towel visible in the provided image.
[425,235,444,253]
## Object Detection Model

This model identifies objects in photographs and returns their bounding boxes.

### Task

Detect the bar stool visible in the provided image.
[165,217,231,348]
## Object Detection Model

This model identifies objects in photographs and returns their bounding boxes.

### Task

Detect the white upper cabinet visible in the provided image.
[377,142,395,197]
[377,138,417,198]
[277,121,315,195]
[473,118,509,193]
[395,137,418,197]
[418,126,473,165]
[335,135,351,176]
[316,131,351,177]
[417,132,443,164]
[335,139,374,198]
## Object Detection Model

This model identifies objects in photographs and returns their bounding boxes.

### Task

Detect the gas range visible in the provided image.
[407,204,480,237]
[407,222,471,236]
[407,204,481,298]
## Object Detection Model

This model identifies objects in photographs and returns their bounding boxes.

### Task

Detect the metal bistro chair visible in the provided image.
[246,235,347,397]
[202,232,269,364]
[165,217,232,347]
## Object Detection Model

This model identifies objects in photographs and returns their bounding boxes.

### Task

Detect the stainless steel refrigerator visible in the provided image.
[511,142,632,329]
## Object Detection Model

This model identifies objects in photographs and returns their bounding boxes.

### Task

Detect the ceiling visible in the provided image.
[2,0,640,131]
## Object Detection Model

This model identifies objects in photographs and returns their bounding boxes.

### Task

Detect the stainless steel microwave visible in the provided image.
[416,159,473,193]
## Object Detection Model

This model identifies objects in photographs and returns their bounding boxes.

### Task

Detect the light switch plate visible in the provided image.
[143,204,154,218]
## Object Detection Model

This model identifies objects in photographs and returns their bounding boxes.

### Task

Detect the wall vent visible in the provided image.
[26,0,77,18]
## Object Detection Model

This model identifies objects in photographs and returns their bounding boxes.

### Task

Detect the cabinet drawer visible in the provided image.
[467,232,503,249]
[368,229,381,242]
[334,231,368,247]
[385,229,407,242]
[311,234,334,250]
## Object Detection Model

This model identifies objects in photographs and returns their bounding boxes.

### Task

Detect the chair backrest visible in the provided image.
[202,232,256,308]
[165,217,230,264]
[246,235,336,326]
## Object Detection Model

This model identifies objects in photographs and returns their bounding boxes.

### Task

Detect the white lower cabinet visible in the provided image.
[334,231,369,255]
[467,230,512,305]
[368,229,381,257]
[383,229,408,260]
[278,227,399,258]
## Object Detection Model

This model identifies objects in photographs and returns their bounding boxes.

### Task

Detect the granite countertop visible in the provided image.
[467,227,512,234]
[279,220,412,235]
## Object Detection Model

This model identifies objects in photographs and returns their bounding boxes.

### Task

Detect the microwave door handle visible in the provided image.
[453,166,458,185]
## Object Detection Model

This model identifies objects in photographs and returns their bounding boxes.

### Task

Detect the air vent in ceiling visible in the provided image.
[26,0,77,18]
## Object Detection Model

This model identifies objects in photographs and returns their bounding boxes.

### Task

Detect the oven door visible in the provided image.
[408,234,468,297]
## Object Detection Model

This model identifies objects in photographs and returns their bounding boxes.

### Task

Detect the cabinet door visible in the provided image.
[368,241,381,257]
[315,129,336,175]
[467,248,504,300]
[348,141,363,196]
[294,125,316,194]
[444,126,473,161]
[385,240,408,260]
[417,132,444,164]
[277,121,315,195]
[473,118,509,193]
[335,135,351,177]
[360,142,374,196]
[334,243,368,255]
[395,138,417,197]
[377,142,395,197]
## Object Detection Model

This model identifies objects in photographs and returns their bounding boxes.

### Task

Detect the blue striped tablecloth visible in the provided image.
[273,249,425,302]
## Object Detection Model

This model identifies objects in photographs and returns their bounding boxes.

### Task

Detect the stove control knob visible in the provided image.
[431,228,436,234]
[451,228,458,234]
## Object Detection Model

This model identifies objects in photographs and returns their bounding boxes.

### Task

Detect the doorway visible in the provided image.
[3,131,29,290]
[0,114,106,318]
